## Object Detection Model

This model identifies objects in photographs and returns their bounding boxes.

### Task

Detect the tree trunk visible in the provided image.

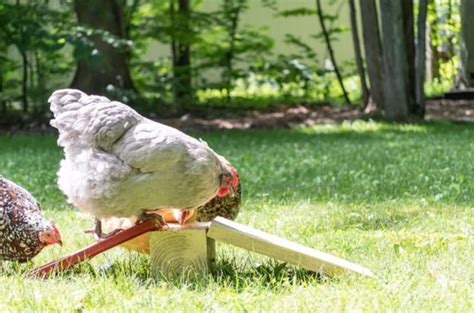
[173,0,193,109]
[170,0,177,71]
[416,0,428,117]
[0,61,5,115]
[316,0,351,105]
[71,0,135,96]
[446,0,455,58]
[34,51,46,103]
[401,0,417,115]
[124,0,140,39]
[170,0,192,110]
[359,0,384,111]
[379,0,409,120]
[425,19,433,82]
[19,49,28,113]
[33,50,47,114]
[428,0,440,80]
[176,0,192,102]
[224,0,242,101]
[460,0,474,87]
[349,0,368,108]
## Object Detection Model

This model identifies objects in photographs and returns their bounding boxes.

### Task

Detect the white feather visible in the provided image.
[50,89,231,219]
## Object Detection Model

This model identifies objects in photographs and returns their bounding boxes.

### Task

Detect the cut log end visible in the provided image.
[149,224,215,277]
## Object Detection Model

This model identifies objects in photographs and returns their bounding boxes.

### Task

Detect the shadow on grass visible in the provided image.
[97,256,327,290]
[10,254,327,290]
[209,258,327,291]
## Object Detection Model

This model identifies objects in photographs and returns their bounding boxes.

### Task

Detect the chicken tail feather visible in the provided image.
[49,89,140,149]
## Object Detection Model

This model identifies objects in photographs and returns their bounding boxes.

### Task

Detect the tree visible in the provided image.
[194,0,272,99]
[0,2,36,112]
[71,0,135,96]
[170,0,193,109]
[379,0,410,120]
[416,0,428,115]
[221,0,247,101]
[371,0,425,121]
[315,0,351,105]
[0,2,71,114]
[359,0,384,112]
[349,0,368,107]
[427,0,441,81]
[460,0,474,87]
[0,53,5,115]
[401,0,417,115]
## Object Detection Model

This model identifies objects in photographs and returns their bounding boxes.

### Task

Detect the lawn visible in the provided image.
[0,121,473,311]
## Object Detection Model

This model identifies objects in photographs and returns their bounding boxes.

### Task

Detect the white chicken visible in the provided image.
[49,89,239,233]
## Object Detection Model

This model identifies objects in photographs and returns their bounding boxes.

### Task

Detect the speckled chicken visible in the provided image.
[196,170,241,222]
[0,177,62,262]
[49,89,239,233]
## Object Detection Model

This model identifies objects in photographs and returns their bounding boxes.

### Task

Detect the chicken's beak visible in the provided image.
[57,240,63,247]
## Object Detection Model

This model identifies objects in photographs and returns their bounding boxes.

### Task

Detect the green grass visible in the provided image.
[0,120,473,311]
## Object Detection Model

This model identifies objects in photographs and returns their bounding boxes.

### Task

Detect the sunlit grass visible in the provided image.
[0,121,473,311]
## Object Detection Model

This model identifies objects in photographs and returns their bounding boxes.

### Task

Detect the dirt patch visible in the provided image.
[158,99,474,132]
[425,99,474,122]
[2,99,474,134]
[157,104,362,132]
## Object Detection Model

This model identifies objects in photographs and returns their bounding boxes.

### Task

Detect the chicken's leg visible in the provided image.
[144,208,196,225]
[93,219,123,240]
[86,213,168,241]
[140,210,167,224]
[174,209,195,225]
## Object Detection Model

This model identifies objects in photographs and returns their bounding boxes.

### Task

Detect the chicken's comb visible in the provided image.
[50,221,61,237]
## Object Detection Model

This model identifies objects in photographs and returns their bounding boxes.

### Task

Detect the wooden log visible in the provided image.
[149,222,215,277]
[207,217,374,278]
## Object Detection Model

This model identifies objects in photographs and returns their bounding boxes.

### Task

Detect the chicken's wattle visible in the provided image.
[217,187,230,197]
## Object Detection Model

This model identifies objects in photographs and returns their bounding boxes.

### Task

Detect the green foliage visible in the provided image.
[250,56,313,97]
[276,1,352,102]
[283,34,317,61]
[1,122,474,310]
[0,1,73,116]
[70,26,135,60]
[128,0,275,108]
[0,0,466,118]
[195,23,274,88]
[426,0,461,86]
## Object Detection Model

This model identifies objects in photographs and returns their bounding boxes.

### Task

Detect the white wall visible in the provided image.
[144,0,355,67]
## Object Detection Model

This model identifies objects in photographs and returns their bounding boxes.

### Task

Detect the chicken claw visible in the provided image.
[92,219,124,241]
[140,211,168,229]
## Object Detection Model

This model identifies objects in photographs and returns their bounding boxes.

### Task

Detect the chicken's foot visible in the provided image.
[84,219,124,241]
[139,211,168,229]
